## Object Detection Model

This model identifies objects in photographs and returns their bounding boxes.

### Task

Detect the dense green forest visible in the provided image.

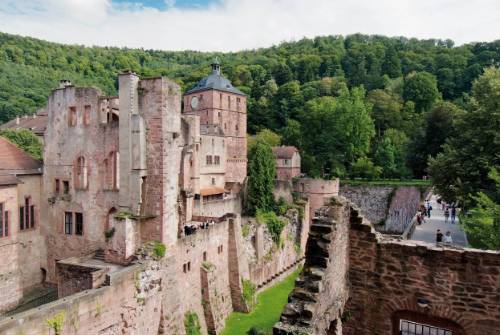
[1,32,499,181]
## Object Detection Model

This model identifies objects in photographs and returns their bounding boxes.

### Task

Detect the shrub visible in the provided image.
[45,311,65,334]
[153,241,166,259]
[256,210,286,245]
[242,223,251,238]
[184,312,202,335]
[242,279,257,311]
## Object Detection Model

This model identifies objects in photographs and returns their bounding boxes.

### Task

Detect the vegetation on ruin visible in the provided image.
[242,223,251,238]
[241,278,257,311]
[246,140,276,215]
[152,241,166,259]
[256,210,286,246]
[221,269,300,335]
[202,261,215,272]
[460,168,500,250]
[104,227,116,241]
[45,311,65,335]
[184,311,202,335]
[0,128,43,160]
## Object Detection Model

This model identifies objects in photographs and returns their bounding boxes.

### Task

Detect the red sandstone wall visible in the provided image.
[344,210,500,335]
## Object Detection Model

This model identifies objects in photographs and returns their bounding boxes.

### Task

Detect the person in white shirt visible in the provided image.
[443,231,453,244]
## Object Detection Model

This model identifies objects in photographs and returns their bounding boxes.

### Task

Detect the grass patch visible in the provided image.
[340,179,431,187]
[221,269,300,335]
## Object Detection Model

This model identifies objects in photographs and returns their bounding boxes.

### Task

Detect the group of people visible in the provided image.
[436,229,453,244]
[416,199,433,225]
[437,198,458,224]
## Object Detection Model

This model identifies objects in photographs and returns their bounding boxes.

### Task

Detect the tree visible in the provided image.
[461,169,500,250]
[382,46,402,78]
[0,128,43,160]
[403,71,440,112]
[424,101,464,159]
[247,129,281,153]
[245,141,276,215]
[374,137,397,178]
[429,67,500,207]
[281,119,302,149]
[300,88,375,177]
[350,157,381,179]
[366,89,403,136]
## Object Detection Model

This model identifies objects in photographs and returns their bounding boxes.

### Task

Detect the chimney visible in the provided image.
[59,79,72,88]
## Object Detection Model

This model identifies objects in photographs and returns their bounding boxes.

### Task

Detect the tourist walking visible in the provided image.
[426,202,432,218]
[436,229,443,243]
[443,231,453,245]
[444,206,450,223]
[451,206,457,224]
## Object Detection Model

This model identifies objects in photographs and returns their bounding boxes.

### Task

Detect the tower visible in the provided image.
[183,60,247,184]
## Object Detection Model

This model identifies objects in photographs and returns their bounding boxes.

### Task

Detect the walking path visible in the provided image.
[411,195,468,247]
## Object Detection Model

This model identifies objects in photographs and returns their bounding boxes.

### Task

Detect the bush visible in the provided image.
[256,210,285,245]
[350,157,382,180]
[242,279,257,311]
[184,312,202,335]
[153,241,166,259]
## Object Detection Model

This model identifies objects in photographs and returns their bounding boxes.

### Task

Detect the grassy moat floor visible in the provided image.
[221,269,300,335]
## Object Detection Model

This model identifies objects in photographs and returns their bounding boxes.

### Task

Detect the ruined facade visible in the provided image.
[0,63,310,334]
[0,61,498,335]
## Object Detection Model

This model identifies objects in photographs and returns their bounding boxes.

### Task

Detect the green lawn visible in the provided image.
[340,178,431,187]
[221,269,300,335]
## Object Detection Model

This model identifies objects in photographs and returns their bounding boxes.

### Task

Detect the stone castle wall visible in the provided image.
[0,258,165,335]
[339,185,425,234]
[0,175,46,314]
[344,213,500,335]
[274,196,500,335]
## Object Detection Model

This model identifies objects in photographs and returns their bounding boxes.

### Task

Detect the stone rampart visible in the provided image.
[344,210,500,335]
[274,196,500,335]
[339,185,426,234]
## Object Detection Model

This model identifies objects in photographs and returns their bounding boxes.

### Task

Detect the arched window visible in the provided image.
[75,156,88,189]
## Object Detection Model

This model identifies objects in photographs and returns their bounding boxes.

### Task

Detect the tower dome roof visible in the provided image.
[185,59,245,96]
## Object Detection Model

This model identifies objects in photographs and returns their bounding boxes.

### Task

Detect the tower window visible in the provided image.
[68,106,77,127]
[83,105,91,126]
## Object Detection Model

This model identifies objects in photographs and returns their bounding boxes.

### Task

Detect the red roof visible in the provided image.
[272,146,299,159]
[0,137,42,174]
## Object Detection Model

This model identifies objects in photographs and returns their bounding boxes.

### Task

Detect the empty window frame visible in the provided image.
[83,105,91,126]
[75,212,83,235]
[0,203,8,237]
[68,106,77,127]
[64,211,73,235]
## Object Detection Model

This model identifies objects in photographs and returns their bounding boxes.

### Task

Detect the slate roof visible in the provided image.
[0,110,48,136]
[0,137,42,175]
[186,61,245,96]
[272,146,299,159]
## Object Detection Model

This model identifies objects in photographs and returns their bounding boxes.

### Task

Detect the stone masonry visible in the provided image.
[274,196,500,335]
